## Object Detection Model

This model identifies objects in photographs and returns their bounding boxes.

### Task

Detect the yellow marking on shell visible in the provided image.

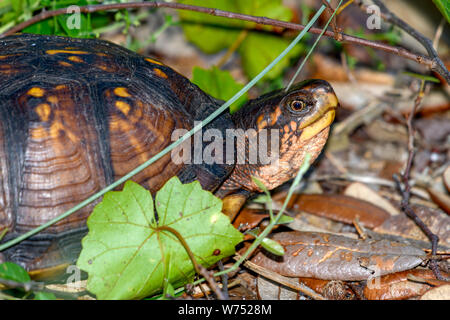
[97,64,112,72]
[153,68,168,79]
[145,58,163,65]
[114,87,131,98]
[50,120,78,143]
[0,66,15,74]
[55,84,67,90]
[27,87,45,97]
[299,110,335,141]
[46,49,89,55]
[68,55,84,63]
[58,61,72,67]
[35,103,52,122]
[96,52,108,57]
[270,106,282,126]
[47,96,58,104]
[115,101,131,115]
[30,126,48,139]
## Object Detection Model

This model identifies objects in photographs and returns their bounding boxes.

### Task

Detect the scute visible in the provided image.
[0,34,232,272]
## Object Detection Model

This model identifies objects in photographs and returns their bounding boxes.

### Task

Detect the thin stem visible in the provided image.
[156,225,226,300]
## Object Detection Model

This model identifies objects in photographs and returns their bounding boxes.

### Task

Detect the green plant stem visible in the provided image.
[287,0,343,90]
[0,0,326,254]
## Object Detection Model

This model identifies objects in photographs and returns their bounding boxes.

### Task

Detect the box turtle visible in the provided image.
[0,34,338,277]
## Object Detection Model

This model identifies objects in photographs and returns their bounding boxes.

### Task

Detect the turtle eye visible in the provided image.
[289,100,305,112]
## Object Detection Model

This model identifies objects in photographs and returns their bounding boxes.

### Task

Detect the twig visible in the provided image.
[356,0,450,82]
[393,80,448,281]
[156,225,227,300]
[0,1,447,82]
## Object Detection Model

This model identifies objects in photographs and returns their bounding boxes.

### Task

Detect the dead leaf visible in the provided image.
[427,188,450,215]
[420,284,450,300]
[444,166,450,193]
[344,182,400,216]
[251,231,425,281]
[280,194,390,228]
[298,278,355,300]
[363,269,445,300]
[374,204,450,247]
[233,208,270,232]
[257,276,299,300]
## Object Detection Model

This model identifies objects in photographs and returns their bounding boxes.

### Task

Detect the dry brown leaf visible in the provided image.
[427,188,450,215]
[280,193,390,228]
[420,284,450,300]
[344,182,400,216]
[251,231,425,281]
[233,208,270,232]
[374,204,450,247]
[298,278,355,300]
[362,269,446,300]
[257,276,299,300]
[444,166,450,193]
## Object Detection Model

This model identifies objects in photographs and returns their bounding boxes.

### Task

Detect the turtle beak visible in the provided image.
[299,80,338,141]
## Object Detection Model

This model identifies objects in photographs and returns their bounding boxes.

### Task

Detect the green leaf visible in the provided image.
[77,178,243,300]
[0,262,30,283]
[238,32,303,80]
[276,214,294,225]
[34,291,56,300]
[402,71,441,83]
[261,238,285,256]
[22,19,55,35]
[57,13,91,38]
[433,0,450,23]
[251,176,269,194]
[178,0,303,80]
[192,66,248,113]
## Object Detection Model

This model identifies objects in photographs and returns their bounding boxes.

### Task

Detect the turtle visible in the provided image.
[0,34,338,278]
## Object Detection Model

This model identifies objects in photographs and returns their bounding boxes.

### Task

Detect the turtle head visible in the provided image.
[218,79,338,197]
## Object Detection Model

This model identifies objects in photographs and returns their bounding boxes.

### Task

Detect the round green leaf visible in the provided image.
[77,178,243,300]
[0,262,30,283]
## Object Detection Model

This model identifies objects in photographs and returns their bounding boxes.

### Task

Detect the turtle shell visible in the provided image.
[0,34,234,273]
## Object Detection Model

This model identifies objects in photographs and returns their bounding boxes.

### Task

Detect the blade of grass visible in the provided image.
[286,0,343,90]
[0,3,328,252]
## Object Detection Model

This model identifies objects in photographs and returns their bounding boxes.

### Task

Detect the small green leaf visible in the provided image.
[261,238,285,256]
[251,194,272,204]
[238,32,303,80]
[77,178,243,300]
[433,0,450,23]
[251,176,269,194]
[276,214,294,225]
[0,262,30,283]
[22,19,55,35]
[34,291,57,300]
[402,72,441,83]
[192,66,248,113]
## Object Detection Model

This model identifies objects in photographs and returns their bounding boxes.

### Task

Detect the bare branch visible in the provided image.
[0,1,447,82]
